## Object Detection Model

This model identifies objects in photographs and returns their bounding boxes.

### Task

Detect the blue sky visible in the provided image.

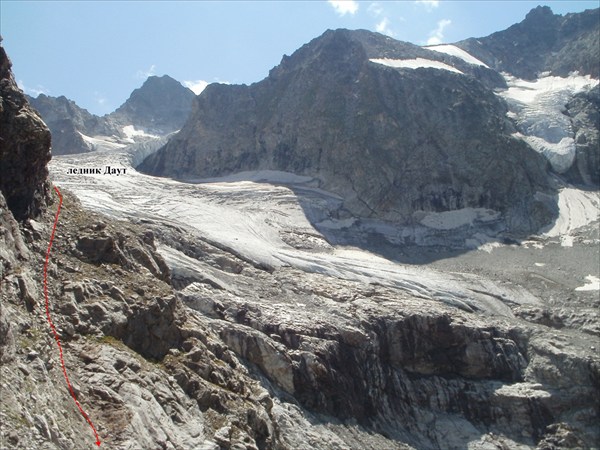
[1,1,597,115]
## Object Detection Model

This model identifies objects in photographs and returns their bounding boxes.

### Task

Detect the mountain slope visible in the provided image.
[456,6,600,80]
[110,75,196,135]
[139,28,556,236]
[26,94,118,155]
[454,7,600,186]
[0,44,50,220]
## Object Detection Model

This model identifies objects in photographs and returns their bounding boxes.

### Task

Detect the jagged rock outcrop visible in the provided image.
[26,94,118,155]
[139,29,555,236]
[0,191,29,279]
[0,43,51,220]
[163,219,600,449]
[457,6,600,79]
[563,85,600,185]
[27,75,195,155]
[74,224,170,282]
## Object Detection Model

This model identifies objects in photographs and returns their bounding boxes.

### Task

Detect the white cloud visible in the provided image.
[183,79,209,95]
[369,2,399,37]
[375,18,395,37]
[94,91,107,106]
[426,18,451,45]
[368,2,383,17]
[135,64,156,79]
[415,0,439,11]
[328,0,359,16]
[18,79,49,97]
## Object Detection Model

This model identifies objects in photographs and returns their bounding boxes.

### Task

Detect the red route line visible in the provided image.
[44,186,101,447]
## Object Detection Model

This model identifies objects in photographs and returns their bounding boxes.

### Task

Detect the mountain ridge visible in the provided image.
[27,74,195,155]
[456,5,600,79]
[139,24,561,238]
[0,42,51,221]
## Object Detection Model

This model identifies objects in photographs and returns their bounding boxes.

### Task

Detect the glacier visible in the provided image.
[497,72,599,173]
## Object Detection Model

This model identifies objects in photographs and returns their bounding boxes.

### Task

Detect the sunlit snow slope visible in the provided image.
[370,57,463,74]
[425,44,489,67]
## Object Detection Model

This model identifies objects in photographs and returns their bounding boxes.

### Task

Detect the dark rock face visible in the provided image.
[27,75,195,155]
[0,43,51,221]
[139,29,555,235]
[564,85,600,185]
[0,191,29,279]
[457,6,600,79]
[110,75,196,135]
[26,94,114,155]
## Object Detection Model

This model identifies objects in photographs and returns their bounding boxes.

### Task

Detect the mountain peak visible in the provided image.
[302,28,414,58]
[272,28,446,82]
[456,6,598,79]
[524,5,555,22]
[27,74,197,154]
[140,74,185,88]
[111,74,195,134]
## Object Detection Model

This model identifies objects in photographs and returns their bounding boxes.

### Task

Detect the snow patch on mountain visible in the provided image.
[541,187,600,244]
[78,132,127,151]
[425,45,489,67]
[497,73,599,173]
[370,58,463,74]
[122,125,160,143]
[575,275,600,291]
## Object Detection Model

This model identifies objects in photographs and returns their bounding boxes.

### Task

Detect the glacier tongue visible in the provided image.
[49,146,541,316]
[498,73,599,173]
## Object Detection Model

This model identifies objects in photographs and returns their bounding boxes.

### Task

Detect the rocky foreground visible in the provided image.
[1,183,599,449]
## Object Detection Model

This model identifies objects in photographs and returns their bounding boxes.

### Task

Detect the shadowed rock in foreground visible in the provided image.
[0,42,51,221]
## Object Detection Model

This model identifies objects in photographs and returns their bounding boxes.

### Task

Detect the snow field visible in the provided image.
[122,125,159,143]
[575,275,600,291]
[425,44,489,67]
[542,187,600,243]
[370,58,463,74]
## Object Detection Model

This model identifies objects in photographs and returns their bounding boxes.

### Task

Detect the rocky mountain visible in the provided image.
[109,75,196,135]
[25,94,116,156]
[27,75,195,155]
[0,43,50,221]
[452,6,600,187]
[139,7,599,244]
[139,28,556,238]
[457,5,600,80]
[563,84,600,185]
